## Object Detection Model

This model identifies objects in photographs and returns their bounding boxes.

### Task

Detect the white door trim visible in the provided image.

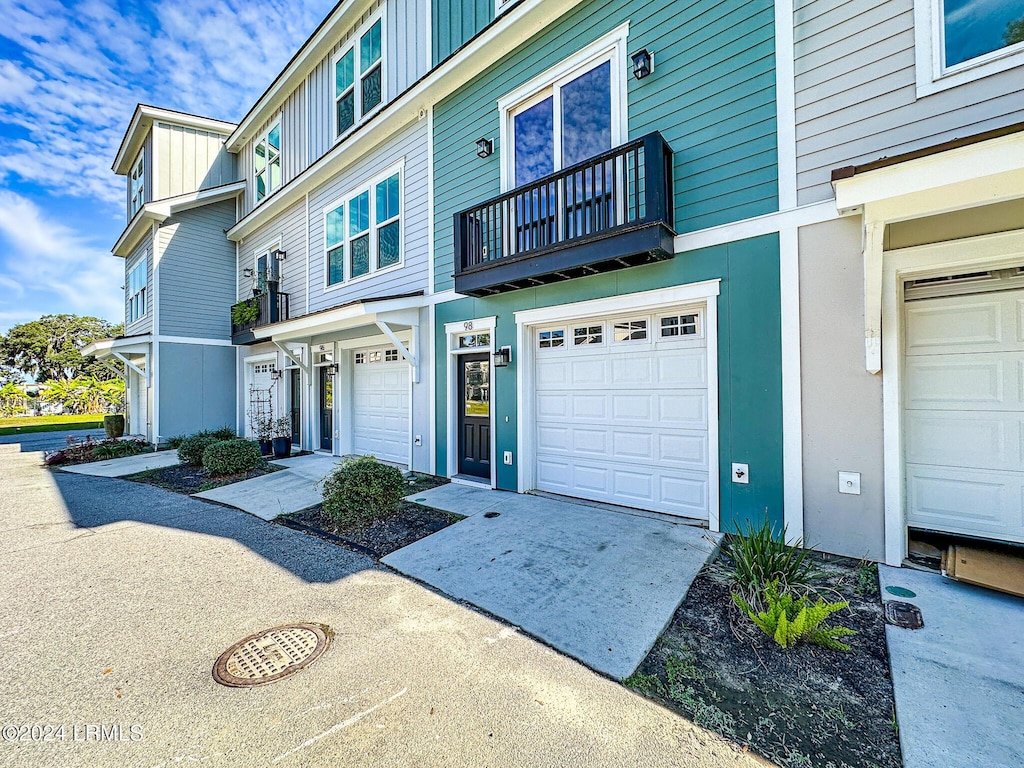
[881,229,1024,565]
[514,282,721,531]
[445,317,497,487]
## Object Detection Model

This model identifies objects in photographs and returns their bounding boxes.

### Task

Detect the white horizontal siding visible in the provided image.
[237,197,308,316]
[124,231,153,336]
[794,0,1024,204]
[158,201,238,340]
[156,123,235,199]
[306,117,430,313]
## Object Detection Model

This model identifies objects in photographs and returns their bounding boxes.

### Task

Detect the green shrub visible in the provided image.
[177,434,222,466]
[202,438,263,477]
[91,438,147,461]
[733,581,856,651]
[165,434,186,449]
[208,426,237,441]
[320,455,406,529]
[724,518,817,607]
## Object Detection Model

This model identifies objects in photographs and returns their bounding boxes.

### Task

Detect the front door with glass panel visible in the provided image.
[318,366,333,452]
[289,368,301,445]
[458,353,491,479]
[509,59,614,250]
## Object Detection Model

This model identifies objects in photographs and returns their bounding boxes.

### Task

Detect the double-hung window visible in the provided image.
[127,257,147,324]
[916,1,1024,95]
[254,122,282,204]
[333,16,383,138]
[129,153,144,217]
[325,167,402,287]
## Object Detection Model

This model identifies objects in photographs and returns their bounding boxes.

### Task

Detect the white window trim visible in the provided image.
[497,22,629,192]
[444,316,497,488]
[251,237,282,294]
[252,117,283,206]
[914,0,1024,98]
[494,0,515,17]
[331,9,388,144]
[656,310,704,341]
[129,151,145,217]
[322,161,405,292]
[127,253,148,325]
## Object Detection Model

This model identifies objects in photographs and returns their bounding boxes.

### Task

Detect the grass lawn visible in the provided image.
[0,414,106,435]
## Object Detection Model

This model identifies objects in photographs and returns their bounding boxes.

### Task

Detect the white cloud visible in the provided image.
[0,190,124,330]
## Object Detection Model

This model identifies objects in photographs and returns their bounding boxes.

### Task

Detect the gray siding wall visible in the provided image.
[158,200,238,340]
[236,197,308,315]
[241,0,428,216]
[155,123,236,200]
[307,117,429,313]
[124,231,154,336]
[794,0,1024,204]
[158,341,237,438]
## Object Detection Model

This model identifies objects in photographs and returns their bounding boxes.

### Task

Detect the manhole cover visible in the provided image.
[885,585,917,598]
[884,601,924,629]
[213,623,330,687]
[483,511,500,518]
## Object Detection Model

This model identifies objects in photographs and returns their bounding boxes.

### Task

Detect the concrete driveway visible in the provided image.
[0,447,760,768]
[0,428,105,453]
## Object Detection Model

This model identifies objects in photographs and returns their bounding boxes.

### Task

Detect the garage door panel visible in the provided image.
[659,433,709,470]
[574,394,610,419]
[659,392,708,429]
[573,429,608,455]
[610,394,653,421]
[906,298,1003,353]
[352,349,408,465]
[905,412,1024,471]
[905,357,1013,410]
[660,474,709,517]
[906,465,1024,542]
[536,359,570,386]
[656,349,707,387]
[612,431,654,461]
[537,392,569,418]
[611,356,654,384]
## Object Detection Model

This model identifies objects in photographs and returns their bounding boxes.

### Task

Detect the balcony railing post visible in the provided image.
[642,132,669,225]
[454,212,467,271]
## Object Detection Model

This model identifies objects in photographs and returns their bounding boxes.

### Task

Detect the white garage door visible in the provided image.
[352,346,409,466]
[533,308,709,519]
[904,284,1024,544]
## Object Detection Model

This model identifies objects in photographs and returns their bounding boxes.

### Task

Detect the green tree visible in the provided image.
[1,315,123,382]
[1006,16,1024,46]
[0,382,23,416]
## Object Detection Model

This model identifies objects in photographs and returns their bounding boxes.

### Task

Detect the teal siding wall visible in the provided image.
[432,0,493,64]
[432,0,778,293]
[434,234,784,533]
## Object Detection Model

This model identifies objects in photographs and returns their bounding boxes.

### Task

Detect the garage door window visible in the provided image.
[613,319,647,342]
[538,329,565,348]
[660,313,700,338]
[573,325,603,346]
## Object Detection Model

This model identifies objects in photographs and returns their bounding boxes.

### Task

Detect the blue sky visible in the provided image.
[0,0,337,334]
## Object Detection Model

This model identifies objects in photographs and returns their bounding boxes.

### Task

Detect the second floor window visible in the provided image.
[333,17,383,139]
[127,257,147,324]
[254,122,282,203]
[129,153,145,217]
[941,0,1024,69]
[325,167,401,287]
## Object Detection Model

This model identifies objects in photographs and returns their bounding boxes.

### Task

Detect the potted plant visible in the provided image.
[103,414,125,439]
[255,414,274,456]
[231,298,260,327]
[272,416,293,459]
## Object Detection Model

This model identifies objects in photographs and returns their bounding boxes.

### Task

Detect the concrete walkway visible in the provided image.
[0,448,759,768]
[385,484,720,680]
[194,453,340,520]
[59,449,180,477]
[879,565,1024,768]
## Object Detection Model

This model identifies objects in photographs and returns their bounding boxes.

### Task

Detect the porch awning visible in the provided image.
[256,292,426,343]
[81,334,152,384]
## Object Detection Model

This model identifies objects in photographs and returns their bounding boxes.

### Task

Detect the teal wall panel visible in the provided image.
[434,234,784,533]
[432,0,493,65]
[432,0,779,293]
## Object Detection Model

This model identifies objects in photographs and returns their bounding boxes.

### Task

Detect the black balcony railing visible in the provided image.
[454,132,675,296]
[230,285,289,345]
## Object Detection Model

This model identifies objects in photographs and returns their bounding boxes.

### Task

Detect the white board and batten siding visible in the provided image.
[533,309,710,520]
[158,200,239,341]
[125,232,154,337]
[241,0,429,218]
[155,122,236,200]
[236,196,308,314]
[306,117,430,313]
[904,288,1024,544]
[794,0,1024,205]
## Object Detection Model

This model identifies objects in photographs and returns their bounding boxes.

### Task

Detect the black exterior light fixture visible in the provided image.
[493,345,512,368]
[475,137,494,159]
[272,248,287,262]
[325,363,340,379]
[631,48,654,80]
[270,366,284,381]
[243,267,254,278]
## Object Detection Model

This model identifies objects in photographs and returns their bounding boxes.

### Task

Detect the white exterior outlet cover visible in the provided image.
[503,451,513,465]
[732,463,749,484]
[839,471,861,495]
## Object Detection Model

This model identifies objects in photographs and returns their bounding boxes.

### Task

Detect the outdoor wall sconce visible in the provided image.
[272,248,287,261]
[631,49,654,80]
[243,268,254,278]
[475,137,494,159]
[325,363,340,379]
[270,367,284,381]
[493,345,512,368]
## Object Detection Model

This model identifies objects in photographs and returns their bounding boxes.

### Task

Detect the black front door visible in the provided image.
[458,353,491,479]
[319,366,333,451]
[289,368,301,445]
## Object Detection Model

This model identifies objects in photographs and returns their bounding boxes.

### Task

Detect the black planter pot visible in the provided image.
[258,439,273,456]
[272,437,291,459]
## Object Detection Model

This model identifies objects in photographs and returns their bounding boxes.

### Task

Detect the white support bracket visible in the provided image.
[97,359,126,380]
[111,351,149,386]
[273,341,310,375]
[375,320,418,383]
[863,216,885,374]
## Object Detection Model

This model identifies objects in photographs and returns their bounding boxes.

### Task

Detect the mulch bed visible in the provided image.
[627,552,901,768]
[123,461,283,495]
[278,474,459,559]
